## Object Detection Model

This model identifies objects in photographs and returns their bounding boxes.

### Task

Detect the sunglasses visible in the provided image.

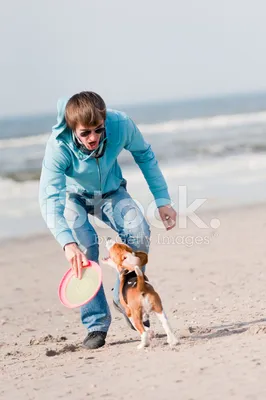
[79,126,105,138]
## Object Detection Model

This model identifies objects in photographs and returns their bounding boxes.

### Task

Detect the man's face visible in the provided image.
[75,120,105,151]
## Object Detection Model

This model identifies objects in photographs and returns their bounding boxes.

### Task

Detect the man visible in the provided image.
[39,91,176,349]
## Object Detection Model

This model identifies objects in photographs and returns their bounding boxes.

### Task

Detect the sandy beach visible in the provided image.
[1,203,266,400]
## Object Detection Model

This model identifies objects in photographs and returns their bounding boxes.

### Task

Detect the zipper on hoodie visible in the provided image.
[96,158,102,191]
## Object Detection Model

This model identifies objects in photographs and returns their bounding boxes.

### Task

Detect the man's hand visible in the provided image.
[64,242,89,279]
[158,205,177,231]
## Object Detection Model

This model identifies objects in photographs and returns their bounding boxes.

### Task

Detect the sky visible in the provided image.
[0,0,266,117]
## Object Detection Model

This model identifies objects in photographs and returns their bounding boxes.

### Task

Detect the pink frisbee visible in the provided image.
[58,262,102,308]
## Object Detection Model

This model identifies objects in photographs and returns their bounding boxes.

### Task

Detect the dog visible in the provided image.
[102,237,178,349]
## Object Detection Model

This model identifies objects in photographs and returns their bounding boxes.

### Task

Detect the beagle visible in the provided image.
[102,238,178,349]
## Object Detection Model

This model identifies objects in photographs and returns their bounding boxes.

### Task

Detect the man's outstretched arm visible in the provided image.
[124,118,176,230]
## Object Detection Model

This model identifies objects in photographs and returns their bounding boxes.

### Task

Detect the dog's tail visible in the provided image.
[135,266,146,293]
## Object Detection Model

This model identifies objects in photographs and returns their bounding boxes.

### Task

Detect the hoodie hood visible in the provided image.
[52,97,70,138]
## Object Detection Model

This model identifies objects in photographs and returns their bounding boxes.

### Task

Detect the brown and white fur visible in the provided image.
[102,237,178,349]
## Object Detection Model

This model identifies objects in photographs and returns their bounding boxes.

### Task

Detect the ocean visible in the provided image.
[1,92,266,240]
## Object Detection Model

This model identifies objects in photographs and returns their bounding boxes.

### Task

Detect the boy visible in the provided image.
[39,91,176,349]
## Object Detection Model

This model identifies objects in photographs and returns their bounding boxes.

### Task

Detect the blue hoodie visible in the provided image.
[39,98,171,248]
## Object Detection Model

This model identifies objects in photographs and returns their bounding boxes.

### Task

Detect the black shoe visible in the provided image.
[82,331,107,349]
[113,300,150,330]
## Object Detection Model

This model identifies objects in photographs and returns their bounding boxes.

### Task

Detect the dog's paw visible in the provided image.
[137,342,150,350]
[167,335,179,346]
[137,332,150,349]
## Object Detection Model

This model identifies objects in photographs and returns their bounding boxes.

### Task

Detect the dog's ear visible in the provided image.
[134,251,148,266]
